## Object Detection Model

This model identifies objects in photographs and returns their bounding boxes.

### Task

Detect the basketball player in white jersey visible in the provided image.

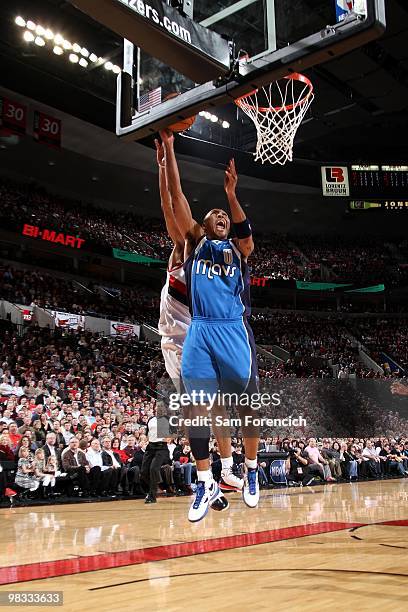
[155,140,230,511]
[156,138,190,389]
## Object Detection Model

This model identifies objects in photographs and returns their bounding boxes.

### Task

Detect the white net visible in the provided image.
[235,73,314,165]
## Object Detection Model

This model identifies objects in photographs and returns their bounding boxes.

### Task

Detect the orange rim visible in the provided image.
[235,73,314,113]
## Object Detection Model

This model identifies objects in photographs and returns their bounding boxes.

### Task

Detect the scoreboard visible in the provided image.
[350,165,408,198]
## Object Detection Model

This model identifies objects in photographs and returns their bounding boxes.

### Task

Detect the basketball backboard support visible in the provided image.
[68,0,386,142]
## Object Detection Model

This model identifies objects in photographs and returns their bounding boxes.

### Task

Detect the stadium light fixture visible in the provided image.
[15,16,113,75]
[222,121,230,129]
[210,114,218,123]
[23,30,35,42]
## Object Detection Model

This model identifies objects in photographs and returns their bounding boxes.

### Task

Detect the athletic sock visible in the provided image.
[245,458,258,470]
[221,457,233,470]
[197,470,211,483]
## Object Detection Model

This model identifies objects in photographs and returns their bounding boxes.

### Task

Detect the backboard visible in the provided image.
[69,0,386,143]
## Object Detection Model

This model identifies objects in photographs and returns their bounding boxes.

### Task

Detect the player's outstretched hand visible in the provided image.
[224,158,238,195]
[391,381,408,396]
[154,138,165,168]
[159,129,174,147]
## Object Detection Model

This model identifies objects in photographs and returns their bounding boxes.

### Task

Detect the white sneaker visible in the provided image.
[220,468,244,492]
[242,468,259,508]
[188,479,219,522]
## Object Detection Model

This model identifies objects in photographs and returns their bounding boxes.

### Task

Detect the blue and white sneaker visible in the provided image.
[188,479,220,522]
[242,467,260,508]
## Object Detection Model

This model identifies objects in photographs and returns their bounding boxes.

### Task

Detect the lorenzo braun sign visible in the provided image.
[321,166,350,197]
[22,224,85,249]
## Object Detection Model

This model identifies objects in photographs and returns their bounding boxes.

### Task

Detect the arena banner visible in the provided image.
[16,304,33,322]
[33,111,62,149]
[110,321,140,337]
[0,96,27,136]
[51,311,85,330]
[112,248,166,266]
[250,278,384,292]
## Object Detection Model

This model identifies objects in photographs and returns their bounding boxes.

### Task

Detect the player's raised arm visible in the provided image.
[159,130,202,244]
[155,138,183,247]
[224,159,254,258]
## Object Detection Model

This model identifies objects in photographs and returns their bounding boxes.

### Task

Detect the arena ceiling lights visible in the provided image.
[15,16,121,74]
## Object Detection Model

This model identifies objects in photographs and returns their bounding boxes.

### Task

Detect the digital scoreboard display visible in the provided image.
[350,165,408,197]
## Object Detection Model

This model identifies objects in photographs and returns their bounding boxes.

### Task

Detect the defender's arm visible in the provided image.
[160,130,202,244]
[155,139,183,247]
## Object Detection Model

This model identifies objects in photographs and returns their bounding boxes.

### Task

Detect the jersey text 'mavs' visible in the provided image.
[195,259,237,279]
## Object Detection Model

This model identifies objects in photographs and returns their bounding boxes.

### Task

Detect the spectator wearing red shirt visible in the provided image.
[8,422,22,451]
[112,438,128,463]
[0,432,16,461]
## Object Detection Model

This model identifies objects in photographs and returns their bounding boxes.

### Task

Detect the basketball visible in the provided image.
[164,92,196,133]
[168,115,196,133]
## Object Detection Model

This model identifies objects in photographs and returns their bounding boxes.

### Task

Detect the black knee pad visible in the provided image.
[188,427,210,460]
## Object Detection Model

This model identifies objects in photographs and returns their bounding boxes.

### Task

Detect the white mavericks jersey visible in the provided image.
[158,263,191,339]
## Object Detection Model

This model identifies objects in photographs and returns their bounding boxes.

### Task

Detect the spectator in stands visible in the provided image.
[18,415,36,437]
[85,438,113,496]
[14,446,39,493]
[304,438,334,482]
[362,440,381,477]
[101,436,121,495]
[173,443,194,493]
[62,437,92,495]
[0,376,14,396]
[32,419,46,446]
[8,423,22,452]
[114,435,141,495]
[16,435,36,456]
[0,432,15,462]
[43,432,61,466]
[340,442,358,479]
[321,439,342,479]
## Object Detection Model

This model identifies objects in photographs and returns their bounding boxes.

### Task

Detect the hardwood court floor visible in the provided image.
[0,480,407,611]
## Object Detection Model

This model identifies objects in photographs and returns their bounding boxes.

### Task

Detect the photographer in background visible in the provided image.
[286,446,319,487]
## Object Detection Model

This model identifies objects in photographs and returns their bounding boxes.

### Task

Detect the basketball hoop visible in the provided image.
[235,73,314,166]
